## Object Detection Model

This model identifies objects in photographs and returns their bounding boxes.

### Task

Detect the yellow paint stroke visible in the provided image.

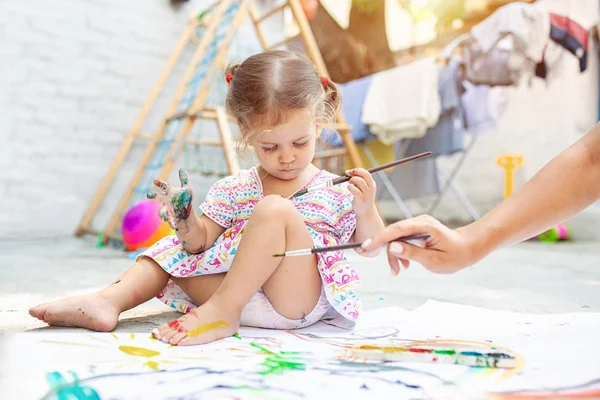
[84,334,110,344]
[111,333,118,340]
[130,333,135,340]
[41,340,103,348]
[118,345,161,358]
[143,361,159,370]
[186,320,229,337]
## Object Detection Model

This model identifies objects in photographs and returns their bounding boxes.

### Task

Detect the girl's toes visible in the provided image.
[169,331,188,345]
[161,329,178,344]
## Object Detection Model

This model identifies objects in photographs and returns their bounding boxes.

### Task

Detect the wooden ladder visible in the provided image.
[75,0,364,245]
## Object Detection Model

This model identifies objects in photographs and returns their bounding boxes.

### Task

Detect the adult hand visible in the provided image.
[361,215,481,275]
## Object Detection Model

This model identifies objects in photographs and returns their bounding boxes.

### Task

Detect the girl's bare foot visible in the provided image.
[29,294,120,332]
[152,300,239,346]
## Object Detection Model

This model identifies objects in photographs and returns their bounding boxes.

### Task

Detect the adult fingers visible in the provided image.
[388,240,441,269]
[386,248,401,276]
[363,215,438,251]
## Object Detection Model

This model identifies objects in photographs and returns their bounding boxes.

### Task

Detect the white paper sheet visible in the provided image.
[2,301,599,399]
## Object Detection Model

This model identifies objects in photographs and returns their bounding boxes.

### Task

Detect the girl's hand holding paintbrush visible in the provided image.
[345,168,386,258]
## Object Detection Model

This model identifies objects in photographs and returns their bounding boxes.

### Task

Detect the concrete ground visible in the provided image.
[1,236,600,335]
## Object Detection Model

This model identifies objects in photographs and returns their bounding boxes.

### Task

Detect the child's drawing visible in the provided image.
[13,302,600,400]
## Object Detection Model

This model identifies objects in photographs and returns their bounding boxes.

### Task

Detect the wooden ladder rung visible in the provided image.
[166,109,191,122]
[254,2,288,23]
[325,122,351,131]
[315,148,347,158]
[268,33,301,50]
[186,138,223,146]
[137,133,223,147]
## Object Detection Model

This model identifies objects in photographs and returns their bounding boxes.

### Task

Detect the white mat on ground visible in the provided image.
[1,300,599,399]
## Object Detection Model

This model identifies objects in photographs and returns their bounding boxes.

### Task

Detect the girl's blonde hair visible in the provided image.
[224,50,341,150]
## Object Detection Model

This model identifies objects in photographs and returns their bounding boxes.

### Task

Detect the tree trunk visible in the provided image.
[347,0,396,74]
[307,4,371,83]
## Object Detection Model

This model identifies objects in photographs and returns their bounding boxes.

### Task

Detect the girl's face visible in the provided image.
[253,109,318,181]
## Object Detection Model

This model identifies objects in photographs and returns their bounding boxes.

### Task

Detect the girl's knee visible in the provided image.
[253,195,296,219]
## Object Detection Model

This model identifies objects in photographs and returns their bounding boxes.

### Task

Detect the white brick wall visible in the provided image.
[0,0,267,240]
[1,0,598,240]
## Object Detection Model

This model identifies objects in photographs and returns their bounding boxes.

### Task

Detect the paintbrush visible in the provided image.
[272,234,430,257]
[292,151,432,198]
[350,344,517,369]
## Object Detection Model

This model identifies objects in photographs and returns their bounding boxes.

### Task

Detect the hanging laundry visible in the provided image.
[461,36,525,86]
[460,80,508,135]
[470,2,550,64]
[377,141,441,201]
[406,59,466,158]
[361,57,441,145]
[333,74,376,147]
[549,13,588,72]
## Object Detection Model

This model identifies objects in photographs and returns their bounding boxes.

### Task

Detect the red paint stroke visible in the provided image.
[167,320,186,334]
[408,348,433,353]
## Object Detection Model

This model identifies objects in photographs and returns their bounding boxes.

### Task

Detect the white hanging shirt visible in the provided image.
[470,2,550,64]
[361,57,441,145]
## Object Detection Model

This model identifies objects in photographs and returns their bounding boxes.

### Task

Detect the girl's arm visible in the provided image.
[175,213,226,254]
[353,206,385,244]
[346,168,386,257]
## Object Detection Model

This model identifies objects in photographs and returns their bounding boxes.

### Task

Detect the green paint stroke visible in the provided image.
[260,353,306,375]
[46,371,101,400]
[249,342,306,375]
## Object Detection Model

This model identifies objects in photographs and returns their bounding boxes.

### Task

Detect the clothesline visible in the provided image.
[321,1,592,220]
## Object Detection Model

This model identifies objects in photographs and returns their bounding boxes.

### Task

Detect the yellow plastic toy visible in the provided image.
[496,154,524,199]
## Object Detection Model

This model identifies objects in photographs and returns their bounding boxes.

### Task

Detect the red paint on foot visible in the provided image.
[168,320,182,329]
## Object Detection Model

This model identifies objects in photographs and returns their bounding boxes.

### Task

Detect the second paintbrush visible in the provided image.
[291,151,431,198]
[272,234,430,257]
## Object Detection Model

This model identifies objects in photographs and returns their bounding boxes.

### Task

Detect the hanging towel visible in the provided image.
[461,80,508,135]
[470,2,550,64]
[549,13,588,72]
[406,59,466,157]
[361,57,441,145]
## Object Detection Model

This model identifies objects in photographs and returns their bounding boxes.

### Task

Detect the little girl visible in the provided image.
[30,50,385,346]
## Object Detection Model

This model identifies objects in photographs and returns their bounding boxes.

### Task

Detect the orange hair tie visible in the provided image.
[225,74,234,84]
[320,76,329,85]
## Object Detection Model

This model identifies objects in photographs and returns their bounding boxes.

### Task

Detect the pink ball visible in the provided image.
[121,200,172,251]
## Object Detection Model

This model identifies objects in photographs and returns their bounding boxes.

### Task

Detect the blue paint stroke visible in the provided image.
[45,371,101,400]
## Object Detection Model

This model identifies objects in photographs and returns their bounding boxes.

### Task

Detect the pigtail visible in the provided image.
[224,63,241,84]
[322,77,341,124]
